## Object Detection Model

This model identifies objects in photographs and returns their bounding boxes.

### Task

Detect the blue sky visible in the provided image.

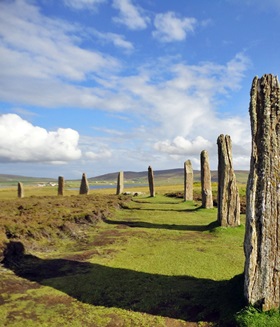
[0,0,280,178]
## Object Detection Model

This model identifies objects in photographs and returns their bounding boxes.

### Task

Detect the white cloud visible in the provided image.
[0,0,252,172]
[64,0,106,10]
[112,0,150,30]
[85,149,112,160]
[0,114,81,163]
[153,12,197,42]
[92,30,134,50]
[105,32,134,50]
[0,0,119,83]
[79,135,113,161]
[113,53,250,135]
[154,136,213,155]
[109,53,251,169]
[93,126,125,136]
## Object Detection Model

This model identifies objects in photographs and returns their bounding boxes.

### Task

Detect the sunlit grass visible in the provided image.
[0,183,271,326]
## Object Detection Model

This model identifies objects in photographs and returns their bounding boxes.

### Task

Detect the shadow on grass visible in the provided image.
[3,241,245,326]
[122,202,203,212]
[102,217,220,232]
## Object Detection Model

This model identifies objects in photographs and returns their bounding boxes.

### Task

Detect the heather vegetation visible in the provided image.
[0,180,278,326]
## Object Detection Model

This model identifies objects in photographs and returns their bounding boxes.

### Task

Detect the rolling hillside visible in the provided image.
[0,169,249,186]
[90,169,249,184]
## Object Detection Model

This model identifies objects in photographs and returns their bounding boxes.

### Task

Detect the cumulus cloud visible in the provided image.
[154,136,213,155]
[110,53,251,169]
[112,0,150,30]
[0,114,81,163]
[64,0,106,10]
[0,0,252,172]
[153,12,197,42]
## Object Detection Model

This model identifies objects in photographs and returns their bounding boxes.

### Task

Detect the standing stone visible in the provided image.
[244,74,280,311]
[116,171,124,195]
[79,173,89,195]
[58,176,64,196]
[184,160,193,201]
[200,150,213,208]
[217,134,240,226]
[148,166,155,197]
[17,182,24,198]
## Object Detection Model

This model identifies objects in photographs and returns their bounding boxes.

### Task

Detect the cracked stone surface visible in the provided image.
[244,74,280,310]
[217,134,240,227]
[116,171,124,195]
[184,160,193,201]
[200,150,213,209]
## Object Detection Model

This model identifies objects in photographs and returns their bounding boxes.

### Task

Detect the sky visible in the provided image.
[1,0,280,179]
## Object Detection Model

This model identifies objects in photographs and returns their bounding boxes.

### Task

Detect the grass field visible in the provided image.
[0,184,279,326]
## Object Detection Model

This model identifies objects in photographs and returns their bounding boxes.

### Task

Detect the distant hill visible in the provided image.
[0,174,56,185]
[0,169,249,186]
[90,168,249,184]
[90,168,183,182]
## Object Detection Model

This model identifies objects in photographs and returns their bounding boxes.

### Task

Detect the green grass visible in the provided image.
[235,306,280,327]
[0,186,275,326]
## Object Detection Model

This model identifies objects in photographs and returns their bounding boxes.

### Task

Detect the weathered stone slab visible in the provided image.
[217,134,240,226]
[200,150,213,208]
[17,182,24,198]
[79,173,89,195]
[116,171,124,195]
[184,160,193,201]
[148,166,155,197]
[244,74,280,310]
[58,176,64,196]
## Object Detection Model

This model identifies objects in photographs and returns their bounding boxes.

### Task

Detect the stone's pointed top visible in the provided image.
[254,74,280,90]
[200,150,210,162]
[184,159,192,166]
[217,134,231,142]
[260,73,278,80]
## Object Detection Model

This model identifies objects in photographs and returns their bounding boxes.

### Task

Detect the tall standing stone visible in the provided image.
[58,176,64,196]
[200,150,213,208]
[17,182,24,198]
[116,171,124,195]
[217,134,240,226]
[79,173,89,195]
[148,166,155,197]
[244,74,280,311]
[184,160,193,201]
